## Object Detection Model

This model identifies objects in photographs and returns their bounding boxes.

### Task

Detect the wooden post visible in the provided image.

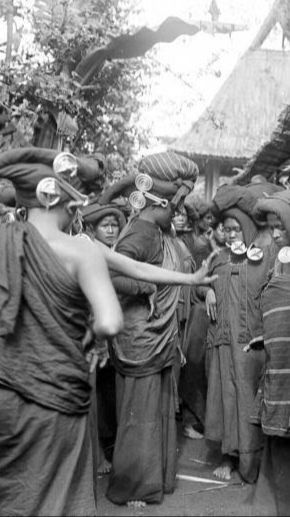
[205,159,220,201]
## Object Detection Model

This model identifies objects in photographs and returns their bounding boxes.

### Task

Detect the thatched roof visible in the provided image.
[173,0,290,169]
[173,48,290,163]
[238,105,290,183]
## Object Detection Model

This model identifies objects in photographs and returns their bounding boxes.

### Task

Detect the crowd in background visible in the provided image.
[0,148,289,516]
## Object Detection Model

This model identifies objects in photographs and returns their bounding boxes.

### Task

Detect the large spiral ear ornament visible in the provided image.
[129,190,146,210]
[53,152,78,180]
[36,178,61,208]
[135,173,153,193]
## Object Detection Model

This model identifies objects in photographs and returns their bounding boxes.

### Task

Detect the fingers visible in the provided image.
[208,274,218,282]
[206,301,217,321]
[89,353,99,373]
[202,274,218,284]
[210,303,217,321]
[82,327,94,348]
[99,356,109,368]
[206,302,210,317]
[202,249,219,269]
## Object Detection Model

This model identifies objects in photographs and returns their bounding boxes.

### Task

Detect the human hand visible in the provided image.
[82,326,94,351]
[147,285,159,320]
[179,348,187,367]
[190,250,219,286]
[205,288,217,321]
[86,342,109,372]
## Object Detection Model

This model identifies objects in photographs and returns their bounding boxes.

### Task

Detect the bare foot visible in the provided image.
[183,425,204,440]
[97,458,112,476]
[213,458,234,481]
[127,501,146,508]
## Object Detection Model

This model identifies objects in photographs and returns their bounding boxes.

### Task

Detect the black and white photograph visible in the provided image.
[0,0,290,515]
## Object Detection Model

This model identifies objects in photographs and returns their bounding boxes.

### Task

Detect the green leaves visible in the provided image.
[0,0,150,166]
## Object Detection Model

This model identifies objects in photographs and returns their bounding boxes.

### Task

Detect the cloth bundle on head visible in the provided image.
[99,150,199,207]
[211,184,263,246]
[253,189,290,241]
[212,182,283,220]
[82,199,126,229]
[0,148,99,208]
[222,207,257,247]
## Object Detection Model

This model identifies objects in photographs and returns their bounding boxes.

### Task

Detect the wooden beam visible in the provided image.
[249,0,282,50]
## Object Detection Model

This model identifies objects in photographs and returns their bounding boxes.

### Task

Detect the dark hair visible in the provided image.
[211,215,223,230]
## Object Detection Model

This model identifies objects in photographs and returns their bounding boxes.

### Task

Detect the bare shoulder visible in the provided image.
[48,234,104,280]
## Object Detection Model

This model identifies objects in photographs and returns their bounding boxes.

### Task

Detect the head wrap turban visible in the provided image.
[210,183,272,246]
[253,189,290,242]
[99,151,199,208]
[82,200,126,229]
[211,182,283,219]
[0,148,99,208]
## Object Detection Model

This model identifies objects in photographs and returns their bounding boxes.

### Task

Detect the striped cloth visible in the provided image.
[258,272,290,437]
[139,151,199,207]
[139,151,198,184]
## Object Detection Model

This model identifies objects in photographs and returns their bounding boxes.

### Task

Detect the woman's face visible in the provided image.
[173,207,189,232]
[213,222,225,245]
[266,213,288,249]
[94,215,120,247]
[198,211,213,233]
[223,217,244,246]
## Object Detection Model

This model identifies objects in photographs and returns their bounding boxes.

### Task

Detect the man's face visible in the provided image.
[223,217,244,246]
[94,215,120,247]
[266,213,288,249]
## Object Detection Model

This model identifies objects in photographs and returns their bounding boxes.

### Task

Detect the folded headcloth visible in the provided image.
[0,148,94,208]
[82,200,126,229]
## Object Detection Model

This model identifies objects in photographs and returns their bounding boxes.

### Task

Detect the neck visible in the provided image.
[28,207,64,238]
[139,207,157,225]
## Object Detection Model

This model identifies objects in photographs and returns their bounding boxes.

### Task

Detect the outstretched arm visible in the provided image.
[96,240,218,286]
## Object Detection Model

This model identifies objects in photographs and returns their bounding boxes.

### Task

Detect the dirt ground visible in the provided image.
[96,427,261,516]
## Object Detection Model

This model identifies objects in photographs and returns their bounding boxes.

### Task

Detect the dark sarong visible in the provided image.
[205,345,264,482]
[0,222,94,515]
[106,367,177,504]
[251,436,290,516]
[0,387,96,517]
[107,226,181,504]
[205,265,264,483]
[0,222,91,414]
[179,300,208,431]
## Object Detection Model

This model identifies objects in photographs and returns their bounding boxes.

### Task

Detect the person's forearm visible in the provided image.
[100,242,197,286]
[112,274,156,295]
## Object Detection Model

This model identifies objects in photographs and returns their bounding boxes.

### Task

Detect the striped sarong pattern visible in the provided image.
[260,275,290,436]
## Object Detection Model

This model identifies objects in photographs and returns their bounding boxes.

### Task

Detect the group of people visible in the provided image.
[0,147,289,516]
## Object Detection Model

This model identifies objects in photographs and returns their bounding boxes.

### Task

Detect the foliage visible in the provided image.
[0,0,150,175]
